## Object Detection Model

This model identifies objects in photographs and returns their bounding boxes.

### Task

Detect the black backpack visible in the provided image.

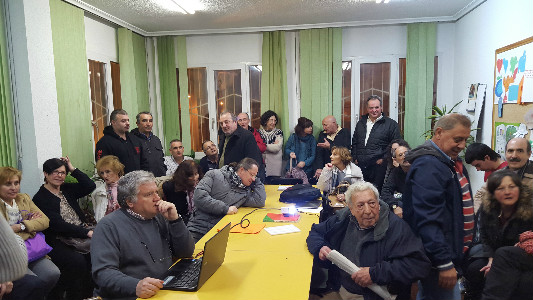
[279,184,322,203]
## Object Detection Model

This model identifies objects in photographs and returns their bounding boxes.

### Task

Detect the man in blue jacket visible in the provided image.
[307,181,430,300]
[403,113,473,300]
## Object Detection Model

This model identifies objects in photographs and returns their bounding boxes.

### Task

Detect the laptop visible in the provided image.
[161,222,231,291]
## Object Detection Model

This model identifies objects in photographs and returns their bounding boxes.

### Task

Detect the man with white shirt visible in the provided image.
[164,139,193,176]
[351,95,401,191]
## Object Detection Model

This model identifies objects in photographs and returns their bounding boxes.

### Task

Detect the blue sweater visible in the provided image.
[284,133,316,176]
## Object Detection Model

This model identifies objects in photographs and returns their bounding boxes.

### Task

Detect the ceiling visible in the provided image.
[65,0,485,36]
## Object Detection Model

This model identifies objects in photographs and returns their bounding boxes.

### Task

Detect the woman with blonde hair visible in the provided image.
[316,146,363,202]
[0,166,60,299]
[89,155,125,222]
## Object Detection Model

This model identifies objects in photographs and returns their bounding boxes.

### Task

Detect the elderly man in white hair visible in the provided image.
[91,171,194,300]
[307,181,430,300]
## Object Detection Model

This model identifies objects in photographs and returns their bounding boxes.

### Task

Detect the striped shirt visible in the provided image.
[455,160,474,252]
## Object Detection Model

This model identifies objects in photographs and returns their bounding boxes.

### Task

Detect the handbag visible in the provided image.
[284,158,309,185]
[25,232,53,262]
[57,225,94,254]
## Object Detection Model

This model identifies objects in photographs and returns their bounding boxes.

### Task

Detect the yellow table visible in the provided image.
[148,185,320,300]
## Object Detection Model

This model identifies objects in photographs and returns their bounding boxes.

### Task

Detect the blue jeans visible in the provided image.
[417,269,460,300]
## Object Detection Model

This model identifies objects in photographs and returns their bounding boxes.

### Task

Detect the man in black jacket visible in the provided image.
[95,109,149,174]
[313,115,351,179]
[351,95,401,191]
[130,112,166,177]
[218,112,265,181]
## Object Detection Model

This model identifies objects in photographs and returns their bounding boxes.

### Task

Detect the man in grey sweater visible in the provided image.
[91,171,194,300]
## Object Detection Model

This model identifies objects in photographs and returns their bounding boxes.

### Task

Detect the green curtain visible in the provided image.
[299,28,342,137]
[49,0,93,173]
[0,0,16,167]
[176,36,191,151]
[404,23,436,147]
[157,36,179,155]
[261,31,290,142]
[117,28,150,115]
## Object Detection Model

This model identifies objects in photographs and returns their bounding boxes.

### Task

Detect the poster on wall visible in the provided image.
[493,37,533,104]
[494,122,530,158]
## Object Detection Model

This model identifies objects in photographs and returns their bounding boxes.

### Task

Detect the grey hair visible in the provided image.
[236,157,258,171]
[433,113,471,133]
[110,109,128,122]
[117,170,156,208]
[220,111,237,121]
[345,181,379,205]
[136,111,152,123]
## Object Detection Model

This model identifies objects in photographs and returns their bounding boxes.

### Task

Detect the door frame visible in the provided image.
[346,55,400,135]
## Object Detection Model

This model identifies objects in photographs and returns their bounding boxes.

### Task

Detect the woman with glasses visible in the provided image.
[380,143,411,218]
[187,157,266,242]
[162,160,203,225]
[0,166,60,300]
[463,170,533,300]
[33,156,96,300]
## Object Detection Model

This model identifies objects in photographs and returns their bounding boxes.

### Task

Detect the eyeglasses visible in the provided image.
[51,170,67,176]
[246,169,257,180]
[141,241,172,263]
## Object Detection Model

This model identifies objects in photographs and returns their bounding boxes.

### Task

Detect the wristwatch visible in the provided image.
[392,205,398,210]
[19,223,26,232]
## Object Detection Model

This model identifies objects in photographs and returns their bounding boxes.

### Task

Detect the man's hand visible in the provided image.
[297,161,306,168]
[438,267,457,289]
[376,158,384,165]
[0,282,14,298]
[136,277,163,299]
[156,200,179,221]
[318,246,332,261]
[351,267,373,287]
[227,206,238,215]
[317,138,331,149]
[393,206,403,218]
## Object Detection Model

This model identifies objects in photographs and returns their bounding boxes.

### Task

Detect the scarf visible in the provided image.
[226,166,247,190]
[259,128,282,144]
[454,160,475,252]
[106,182,120,216]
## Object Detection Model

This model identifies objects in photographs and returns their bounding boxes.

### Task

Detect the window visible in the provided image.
[188,67,209,152]
[249,65,262,129]
[215,69,242,118]
[341,61,352,130]
[88,59,108,145]
[360,62,391,118]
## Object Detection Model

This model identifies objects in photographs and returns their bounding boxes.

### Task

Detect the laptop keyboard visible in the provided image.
[166,259,202,288]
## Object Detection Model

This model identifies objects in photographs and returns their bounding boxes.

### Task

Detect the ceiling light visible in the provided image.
[170,0,195,14]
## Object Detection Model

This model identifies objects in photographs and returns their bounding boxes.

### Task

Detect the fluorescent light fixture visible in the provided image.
[170,0,195,14]
[376,0,383,3]
[384,0,390,3]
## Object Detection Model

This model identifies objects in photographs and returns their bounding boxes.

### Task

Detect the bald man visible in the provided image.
[313,116,351,179]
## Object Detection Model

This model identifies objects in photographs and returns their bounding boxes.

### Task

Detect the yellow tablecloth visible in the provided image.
[147,185,319,300]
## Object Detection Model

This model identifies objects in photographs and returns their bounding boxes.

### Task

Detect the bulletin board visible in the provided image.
[491,36,533,158]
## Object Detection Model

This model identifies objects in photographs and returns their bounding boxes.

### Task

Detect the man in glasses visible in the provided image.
[91,171,194,300]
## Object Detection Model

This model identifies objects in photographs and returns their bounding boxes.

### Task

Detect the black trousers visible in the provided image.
[464,257,489,300]
[4,274,45,300]
[482,246,533,300]
[360,161,387,192]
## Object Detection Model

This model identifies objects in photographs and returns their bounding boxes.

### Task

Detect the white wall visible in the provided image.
[84,14,118,119]
[6,0,62,196]
[453,0,533,192]
[187,33,262,66]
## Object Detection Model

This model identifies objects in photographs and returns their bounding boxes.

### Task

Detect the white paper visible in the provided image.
[277,185,291,191]
[297,207,323,214]
[264,224,301,235]
[327,250,396,300]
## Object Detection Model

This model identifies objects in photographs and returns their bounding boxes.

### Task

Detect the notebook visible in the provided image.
[161,222,231,291]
